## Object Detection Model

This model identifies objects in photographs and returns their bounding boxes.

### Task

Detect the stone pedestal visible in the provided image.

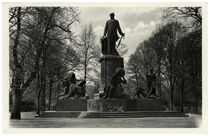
[87,98,165,112]
[99,55,124,96]
[56,99,87,111]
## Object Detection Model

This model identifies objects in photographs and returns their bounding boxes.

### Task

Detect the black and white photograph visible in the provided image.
[2,1,208,133]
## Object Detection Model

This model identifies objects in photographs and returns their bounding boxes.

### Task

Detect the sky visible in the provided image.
[72,7,164,61]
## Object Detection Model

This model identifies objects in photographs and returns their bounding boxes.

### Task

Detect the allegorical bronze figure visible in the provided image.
[57,72,87,100]
[133,86,146,99]
[103,67,127,99]
[102,12,125,55]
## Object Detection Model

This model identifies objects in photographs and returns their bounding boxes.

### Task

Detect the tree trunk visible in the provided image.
[48,79,53,110]
[195,93,198,114]
[11,67,24,119]
[37,91,41,114]
[84,63,87,81]
[134,71,139,86]
[10,7,22,119]
[40,73,46,112]
[180,80,185,112]
[171,75,174,111]
[195,53,200,114]
[10,87,21,119]
[40,51,46,112]
[84,45,88,81]
[169,56,174,111]
[36,72,41,114]
[84,51,87,81]
[157,60,161,97]
[171,86,174,111]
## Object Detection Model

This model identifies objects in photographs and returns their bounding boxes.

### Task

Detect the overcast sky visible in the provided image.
[72,7,164,60]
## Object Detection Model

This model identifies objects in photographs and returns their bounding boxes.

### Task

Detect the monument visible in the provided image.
[38,13,188,118]
[87,13,164,112]
[98,12,126,98]
[36,12,190,119]
[54,12,164,113]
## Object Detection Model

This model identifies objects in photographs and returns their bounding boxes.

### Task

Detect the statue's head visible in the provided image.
[110,12,115,19]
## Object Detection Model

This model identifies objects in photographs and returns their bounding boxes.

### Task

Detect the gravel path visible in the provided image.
[9,112,201,128]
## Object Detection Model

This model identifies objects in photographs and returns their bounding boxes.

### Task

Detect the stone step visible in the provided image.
[36,111,188,118]
[36,111,81,118]
[82,111,188,118]
[84,115,187,118]
[87,111,184,114]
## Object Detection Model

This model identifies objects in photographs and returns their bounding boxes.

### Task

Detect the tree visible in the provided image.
[163,7,202,112]
[127,7,202,113]
[9,7,80,119]
[127,54,141,87]
[44,42,80,111]
[76,24,99,82]
[10,7,23,119]
[179,30,201,113]
[127,21,188,111]
[163,7,202,29]
[158,22,186,110]
[127,40,157,97]
[31,7,80,113]
[128,21,201,112]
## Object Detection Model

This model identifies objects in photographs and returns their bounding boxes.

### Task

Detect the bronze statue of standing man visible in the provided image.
[103,13,125,55]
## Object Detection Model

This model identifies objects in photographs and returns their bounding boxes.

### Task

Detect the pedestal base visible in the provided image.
[56,99,87,111]
[87,98,165,112]
[99,55,124,97]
